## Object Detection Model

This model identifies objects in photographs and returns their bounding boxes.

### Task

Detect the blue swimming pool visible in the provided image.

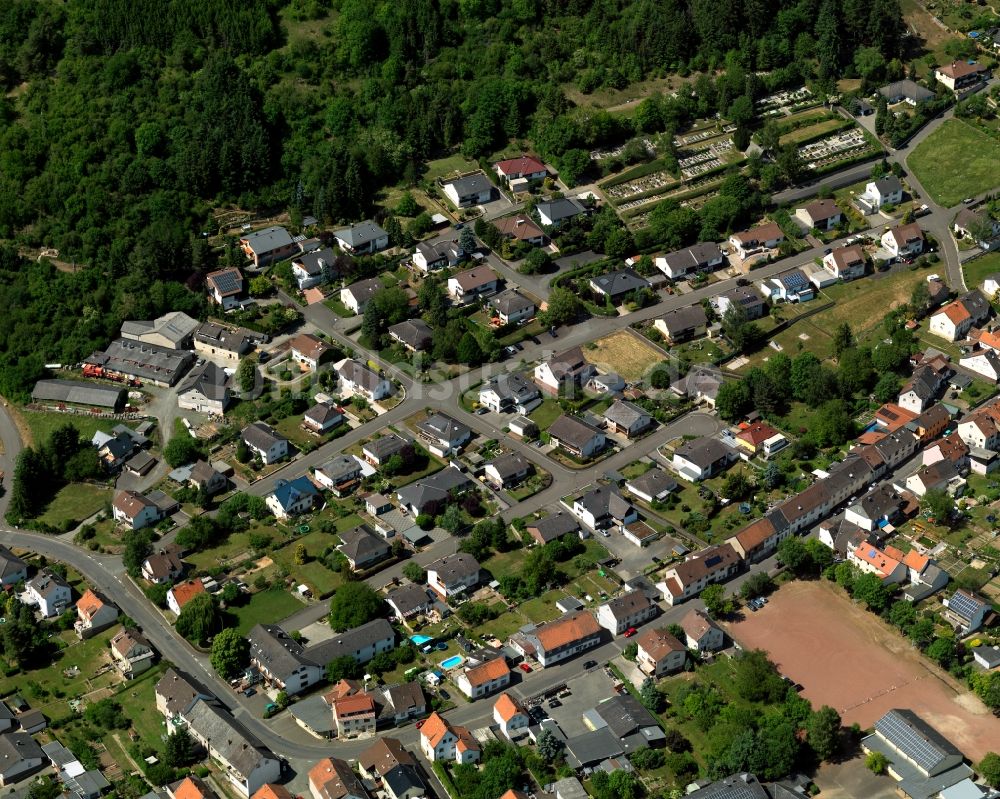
[410,634,433,645]
[441,655,465,670]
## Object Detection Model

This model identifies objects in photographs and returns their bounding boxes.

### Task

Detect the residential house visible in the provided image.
[419,712,480,764]
[242,422,289,465]
[362,434,412,467]
[194,322,254,364]
[291,247,339,289]
[333,221,389,255]
[845,484,902,531]
[961,348,1000,382]
[416,413,472,457]
[289,333,335,371]
[654,242,724,280]
[110,628,155,678]
[848,543,908,585]
[603,400,653,438]
[587,693,662,746]
[386,584,433,623]
[484,453,533,489]
[177,361,230,414]
[155,668,210,723]
[340,278,382,315]
[526,512,580,545]
[589,269,650,305]
[168,776,217,799]
[181,700,281,796]
[534,346,596,394]
[823,245,867,281]
[536,198,586,227]
[112,490,161,530]
[447,266,499,302]
[725,514,790,562]
[454,658,511,700]
[684,775,771,798]
[679,609,725,652]
[313,455,362,494]
[336,359,392,402]
[478,373,541,414]
[879,79,934,104]
[571,483,637,532]
[489,290,535,325]
[901,549,951,602]
[635,628,687,677]
[728,222,785,259]
[958,407,1000,449]
[426,553,480,598]
[142,548,184,584]
[303,618,395,669]
[857,176,903,214]
[508,415,538,439]
[206,268,245,310]
[673,437,735,481]
[654,305,708,344]
[337,526,391,571]
[388,320,433,353]
[494,155,547,183]
[509,610,603,667]
[935,60,987,91]
[493,692,530,739]
[942,589,990,634]
[908,403,952,445]
[906,459,964,497]
[973,645,1000,670]
[308,757,370,799]
[717,286,766,320]
[596,589,658,636]
[74,590,118,638]
[303,403,345,435]
[266,477,322,519]
[240,226,296,268]
[734,421,782,458]
[0,546,27,588]
[955,208,1000,248]
[358,737,418,781]
[795,199,842,231]
[760,269,815,303]
[624,469,678,503]
[882,222,925,259]
[658,544,742,605]
[493,215,546,246]
[441,173,493,208]
[121,312,199,350]
[248,624,323,696]
[548,414,606,459]
[377,763,423,799]
[670,365,726,407]
[379,684,426,725]
[167,580,206,616]
[898,365,945,413]
[25,569,72,618]
[0,732,45,786]
[929,290,991,341]
[412,239,463,273]
[331,694,377,738]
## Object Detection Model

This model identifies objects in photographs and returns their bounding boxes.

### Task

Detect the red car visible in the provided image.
[623,627,638,638]
[519,662,532,673]
[415,720,424,729]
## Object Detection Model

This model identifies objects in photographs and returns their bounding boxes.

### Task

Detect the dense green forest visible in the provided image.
[0,0,904,398]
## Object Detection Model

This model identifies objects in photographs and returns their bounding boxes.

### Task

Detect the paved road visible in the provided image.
[0,402,24,520]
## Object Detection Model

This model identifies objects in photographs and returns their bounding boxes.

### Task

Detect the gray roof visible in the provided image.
[383,683,425,716]
[295,247,341,276]
[564,727,624,767]
[686,773,770,799]
[418,413,471,443]
[184,699,276,779]
[973,644,1000,667]
[241,226,293,256]
[177,361,229,402]
[383,764,424,797]
[364,433,412,461]
[576,484,634,521]
[242,421,286,452]
[0,545,27,581]
[537,198,586,223]
[872,175,903,196]
[194,322,253,354]
[396,468,473,512]
[85,339,194,385]
[0,732,44,769]
[603,400,651,430]
[722,286,766,311]
[487,452,532,480]
[659,242,722,273]
[337,358,384,392]
[874,709,962,775]
[444,173,493,197]
[625,468,678,500]
[335,220,388,249]
[305,618,395,665]
[489,289,535,316]
[549,414,602,449]
[427,552,481,583]
[338,525,391,564]
[305,402,344,427]
[879,79,935,103]
[415,239,461,263]
[287,694,336,734]
[659,304,707,334]
[32,379,125,409]
[671,365,726,401]
[528,512,579,542]
[389,319,433,350]
[342,277,382,306]
[675,436,733,469]
[27,568,69,599]
[591,268,650,297]
[121,312,199,345]
[593,693,659,738]
[155,669,207,717]
[482,373,540,404]
[386,584,432,616]
[600,589,652,623]
[316,455,360,483]
[248,623,316,676]
[359,736,418,777]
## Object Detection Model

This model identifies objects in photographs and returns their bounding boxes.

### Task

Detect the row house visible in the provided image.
[658,544,742,605]
[595,589,658,636]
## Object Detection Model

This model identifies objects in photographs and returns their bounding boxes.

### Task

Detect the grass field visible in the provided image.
[529,398,563,431]
[21,410,127,448]
[36,483,111,529]
[909,119,1000,207]
[963,252,1000,293]
[227,588,304,634]
[0,628,119,700]
[584,330,666,381]
[778,118,849,146]
[424,154,481,182]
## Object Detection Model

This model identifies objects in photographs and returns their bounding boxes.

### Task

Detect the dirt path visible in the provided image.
[722,580,1000,761]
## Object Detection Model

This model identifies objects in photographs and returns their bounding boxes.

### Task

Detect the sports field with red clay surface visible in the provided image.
[722,580,1000,761]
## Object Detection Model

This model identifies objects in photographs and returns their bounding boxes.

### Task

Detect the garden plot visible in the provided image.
[798,129,871,169]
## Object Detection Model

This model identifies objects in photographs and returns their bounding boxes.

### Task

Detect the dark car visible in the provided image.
[583,660,598,669]
[439,689,451,700]
[548,699,562,708]
[242,687,256,697]
[736,277,750,286]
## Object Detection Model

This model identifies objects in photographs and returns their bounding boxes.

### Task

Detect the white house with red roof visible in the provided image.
[494,156,547,184]
[847,543,907,585]
[493,693,529,739]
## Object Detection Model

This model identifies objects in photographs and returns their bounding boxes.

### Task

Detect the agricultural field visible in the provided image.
[909,119,1000,207]
[583,330,666,382]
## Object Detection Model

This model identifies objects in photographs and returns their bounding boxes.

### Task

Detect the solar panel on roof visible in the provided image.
[212,271,241,294]
[948,591,982,619]
[875,710,952,773]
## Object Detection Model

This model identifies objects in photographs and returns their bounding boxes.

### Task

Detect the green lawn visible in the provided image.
[0,628,119,700]
[186,530,257,572]
[36,483,112,529]
[909,119,1000,207]
[115,664,170,750]
[227,588,305,634]
[424,153,481,182]
[21,410,128,448]
[324,297,356,318]
[529,398,562,431]
[963,252,1000,294]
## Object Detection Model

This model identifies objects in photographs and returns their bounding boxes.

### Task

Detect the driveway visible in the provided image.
[812,757,900,799]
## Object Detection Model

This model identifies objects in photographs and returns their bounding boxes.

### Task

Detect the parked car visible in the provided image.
[548,699,561,708]
[415,720,425,729]
[623,627,638,638]
[583,660,598,670]
[519,663,533,673]
[242,687,256,697]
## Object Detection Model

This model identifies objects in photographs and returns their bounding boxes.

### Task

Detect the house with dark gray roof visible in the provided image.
[484,453,533,488]
[442,173,494,207]
[333,221,389,255]
[337,525,391,571]
[537,198,587,227]
[548,415,606,460]
[670,365,726,407]
[389,320,433,353]
[673,437,735,481]
[595,589,657,636]
[654,242,724,279]
[571,484,637,531]
[526,512,580,545]
[0,732,45,786]
[155,668,211,721]
[239,226,296,268]
[879,79,935,104]
[0,546,28,588]
[416,413,472,456]
[479,373,541,414]
[241,422,288,465]
[386,584,433,621]
[489,290,536,325]
[395,468,473,516]
[303,402,345,436]
[292,247,341,289]
[427,553,481,597]
[603,400,653,438]
[304,618,396,667]
[624,468,678,503]
[654,304,708,343]
[313,455,362,493]
[177,361,230,414]
[589,269,650,305]
[340,278,383,315]
[193,322,254,363]
[247,624,322,697]
[362,433,413,466]
[413,239,463,273]
[336,359,392,402]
